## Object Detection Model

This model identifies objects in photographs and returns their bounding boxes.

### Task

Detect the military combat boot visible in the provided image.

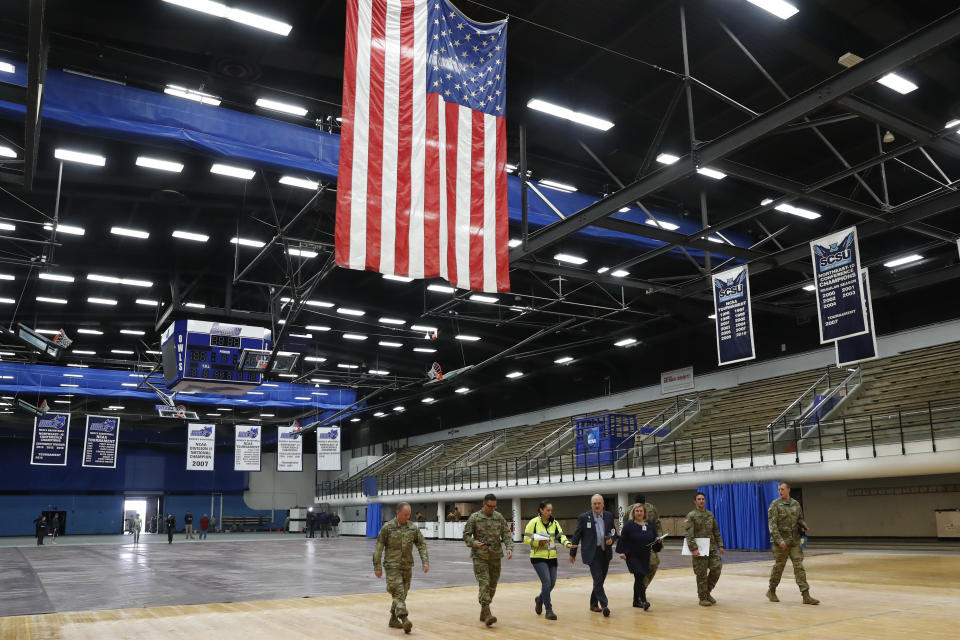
[699,597,712,607]
[801,590,820,605]
[389,614,403,629]
[481,604,497,626]
[707,594,717,604]
[400,615,413,634]
[766,588,779,602]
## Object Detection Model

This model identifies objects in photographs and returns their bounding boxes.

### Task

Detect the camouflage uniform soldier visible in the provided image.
[463,493,514,626]
[684,492,724,606]
[373,502,430,634]
[767,481,819,605]
[624,496,661,587]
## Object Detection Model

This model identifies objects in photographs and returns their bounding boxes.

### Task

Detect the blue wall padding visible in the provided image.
[697,481,781,550]
[0,56,750,258]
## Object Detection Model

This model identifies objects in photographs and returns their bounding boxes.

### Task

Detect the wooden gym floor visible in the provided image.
[1,537,957,639]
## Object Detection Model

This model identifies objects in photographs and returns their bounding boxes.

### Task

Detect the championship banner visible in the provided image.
[277,425,303,472]
[82,415,119,469]
[186,423,216,471]
[234,424,262,472]
[836,269,879,367]
[316,427,341,471]
[30,412,70,466]
[712,265,756,366]
[660,366,694,395]
[810,226,868,343]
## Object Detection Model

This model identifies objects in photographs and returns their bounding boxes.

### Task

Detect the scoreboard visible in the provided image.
[161,320,272,395]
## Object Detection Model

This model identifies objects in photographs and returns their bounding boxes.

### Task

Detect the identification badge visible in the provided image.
[586,521,591,529]
[642,525,647,531]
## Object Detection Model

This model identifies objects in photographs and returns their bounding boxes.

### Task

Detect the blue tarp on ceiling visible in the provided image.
[0,57,750,257]
[0,362,356,410]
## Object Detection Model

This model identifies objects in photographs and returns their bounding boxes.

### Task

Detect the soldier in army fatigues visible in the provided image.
[624,495,661,587]
[767,481,819,605]
[685,491,724,606]
[463,493,514,626]
[373,502,430,634]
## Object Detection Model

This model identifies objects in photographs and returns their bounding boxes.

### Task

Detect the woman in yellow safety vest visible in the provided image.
[524,501,573,621]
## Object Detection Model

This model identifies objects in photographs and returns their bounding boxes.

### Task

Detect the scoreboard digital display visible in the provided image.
[161,320,272,395]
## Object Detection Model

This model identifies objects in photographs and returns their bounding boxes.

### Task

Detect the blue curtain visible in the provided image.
[697,481,779,550]
[366,503,383,538]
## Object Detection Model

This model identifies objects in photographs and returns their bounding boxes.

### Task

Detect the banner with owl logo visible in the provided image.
[810,227,868,343]
[712,265,756,366]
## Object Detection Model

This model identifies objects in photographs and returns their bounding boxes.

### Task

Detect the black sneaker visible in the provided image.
[602,606,610,617]
[535,596,542,615]
[545,611,557,620]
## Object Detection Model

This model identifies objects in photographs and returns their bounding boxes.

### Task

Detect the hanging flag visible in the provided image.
[836,268,879,367]
[277,425,303,472]
[712,265,756,366]
[316,426,342,471]
[810,226,868,343]
[234,424,262,472]
[186,423,216,471]
[335,0,510,293]
[31,412,70,466]
[82,415,119,469]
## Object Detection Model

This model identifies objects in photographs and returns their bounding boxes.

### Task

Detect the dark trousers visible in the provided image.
[588,551,610,607]
[532,561,558,611]
[167,529,174,544]
[36,534,44,546]
[320,527,329,538]
[632,573,648,604]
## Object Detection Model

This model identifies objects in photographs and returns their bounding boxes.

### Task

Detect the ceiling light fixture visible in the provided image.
[256,97,307,116]
[136,299,159,306]
[379,341,403,348]
[597,267,610,274]
[505,371,523,379]
[413,347,436,353]
[656,152,680,165]
[136,156,184,173]
[427,284,456,293]
[508,238,522,248]
[36,296,67,304]
[0,222,13,231]
[342,333,368,341]
[383,274,414,282]
[761,199,821,220]
[614,337,638,347]
[184,302,205,309]
[744,0,799,20]
[877,73,918,95]
[77,329,103,335]
[884,254,923,268]
[88,297,118,306]
[43,223,85,236]
[231,237,266,248]
[455,334,480,342]
[54,148,105,166]
[305,325,331,332]
[162,0,292,36]
[696,167,726,180]
[455,387,470,394]
[379,317,406,325]
[337,307,365,316]
[304,356,327,362]
[469,294,498,303]
[120,329,146,336]
[410,325,437,333]
[287,247,319,258]
[88,274,153,287]
[111,349,134,355]
[369,369,390,375]
[111,226,150,239]
[553,253,587,265]
[645,219,679,231]
[337,363,359,369]
[526,98,614,131]
[164,84,221,105]
[611,270,630,278]
[0,62,14,74]
[172,230,209,242]
[554,356,574,364]
[38,272,74,283]
[278,175,318,190]
[538,179,577,193]
[210,163,255,180]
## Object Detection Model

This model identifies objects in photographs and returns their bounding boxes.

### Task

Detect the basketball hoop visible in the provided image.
[38,399,49,415]
[174,404,188,419]
[427,362,443,381]
[53,329,73,349]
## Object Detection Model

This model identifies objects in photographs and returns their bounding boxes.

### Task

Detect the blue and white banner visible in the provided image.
[82,415,119,469]
[712,265,756,366]
[186,423,216,471]
[316,427,341,471]
[836,269,878,367]
[30,412,70,466]
[277,425,303,472]
[234,424,262,472]
[810,227,869,343]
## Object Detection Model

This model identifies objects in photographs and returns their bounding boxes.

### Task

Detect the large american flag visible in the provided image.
[335,0,510,293]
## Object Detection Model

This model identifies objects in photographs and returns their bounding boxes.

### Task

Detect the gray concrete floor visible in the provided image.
[0,533,785,617]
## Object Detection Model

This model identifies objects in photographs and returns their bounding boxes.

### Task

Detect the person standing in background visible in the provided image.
[34,514,48,546]
[132,514,142,545]
[318,510,331,538]
[209,515,217,534]
[569,494,618,617]
[199,514,209,540]
[463,493,514,627]
[166,513,176,544]
[685,492,724,606]
[331,511,341,536]
[183,511,194,540]
[306,509,316,538]
[50,513,60,544]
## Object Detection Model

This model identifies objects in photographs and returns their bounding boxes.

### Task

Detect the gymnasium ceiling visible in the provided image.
[0,0,959,441]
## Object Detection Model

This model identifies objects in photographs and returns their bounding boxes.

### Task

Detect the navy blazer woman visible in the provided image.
[616,520,662,575]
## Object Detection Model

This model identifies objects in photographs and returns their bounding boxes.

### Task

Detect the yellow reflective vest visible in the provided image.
[524,516,570,560]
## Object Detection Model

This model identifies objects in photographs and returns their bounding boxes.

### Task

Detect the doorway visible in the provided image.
[123,497,160,537]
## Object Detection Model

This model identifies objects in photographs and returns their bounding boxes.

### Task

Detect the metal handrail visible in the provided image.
[637,395,700,445]
[797,367,862,437]
[519,420,574,458]
[390,443,445,476]
[342,451,396,483]
[766,369,832,435]
[445,430,506,468]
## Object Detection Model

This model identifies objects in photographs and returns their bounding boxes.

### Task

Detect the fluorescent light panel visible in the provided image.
[539,179,577,193]
[505,371,523,379]
[383,274,414,282]
[38,272,74,283]
[43,223,85,236]
[526,98,613,131]
[36,296,67,304]
[656,153,680,165]
[455,334,480,342]
[697,167,726,180]
[379,317,405,325]
[256,98,307,115]
[379,341,403,348]
[884,254,923,268]
[645,219,679,231]
[469,294,498,303]
[410,325,437,333]
[111,226,150,239]
[136,156,183,173]
[77,329,103,335]
[427,284,455,293]
[287,248,318,258]
[337,307,365,316]
[136,299,159,306]
[614,337,637,347]
[279,176,318,189]
[172,230,209,242]
[120,329,145,335]
[343,333,367,340]
[0,222,14,231]
[210,163,255,180]
[88,274,153,287]
[745,0,799,20]
[877,73,918,95]
[54,148,105,166]
[88,297,117,305]
[553,253,587,265]
[555,356,574,364]
[164,84,221,106]
[413,347,436,353]
[231,237,266,247]
[162,0,292,36]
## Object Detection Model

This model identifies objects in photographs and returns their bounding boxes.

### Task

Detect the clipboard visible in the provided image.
[681,537,710,556]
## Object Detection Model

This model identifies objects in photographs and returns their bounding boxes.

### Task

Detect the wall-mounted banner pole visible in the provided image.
[316,426,342,471]
[186,423,216,471]
[836,268,879,367]
[82,414,119,469]
[277,425,303,472]
[234,424,262,472]
[712,265,756,366]
[810,226,869,343]
[30,412,70,466]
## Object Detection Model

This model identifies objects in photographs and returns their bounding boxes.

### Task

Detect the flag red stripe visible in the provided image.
[495,115,510,292]
[423,92,441,278]
[444,100,459,286]
[364,0,388,272]
[394,0,415,276]
[335,0,360,267]
[468,109,485,292]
